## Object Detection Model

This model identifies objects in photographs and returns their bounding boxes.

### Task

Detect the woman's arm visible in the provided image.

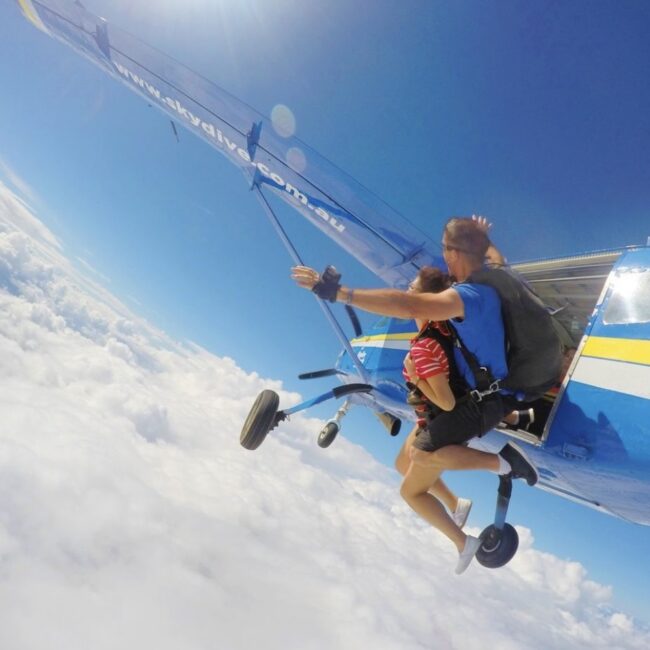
[404,355,456,412]
[416,374,456,412]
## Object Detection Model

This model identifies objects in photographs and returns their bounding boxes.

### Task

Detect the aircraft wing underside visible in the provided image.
[20,2,640,310]
[18,0,442,288]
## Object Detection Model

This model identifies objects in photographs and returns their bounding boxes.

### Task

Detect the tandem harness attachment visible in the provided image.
[451,331,503,403]
[469,379,502,403]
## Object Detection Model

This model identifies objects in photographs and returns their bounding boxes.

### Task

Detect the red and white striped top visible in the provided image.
[402,326,450,383]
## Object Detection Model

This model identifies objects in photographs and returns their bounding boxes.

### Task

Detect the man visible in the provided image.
[291,217,538,574]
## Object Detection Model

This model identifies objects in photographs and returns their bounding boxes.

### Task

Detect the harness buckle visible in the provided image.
[488,379,501,393]
[470,380,502,403]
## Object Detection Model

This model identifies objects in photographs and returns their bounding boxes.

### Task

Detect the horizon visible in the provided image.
[2,0,650,641]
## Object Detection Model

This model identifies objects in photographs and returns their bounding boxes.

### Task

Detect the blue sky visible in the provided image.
[2,0,650,624]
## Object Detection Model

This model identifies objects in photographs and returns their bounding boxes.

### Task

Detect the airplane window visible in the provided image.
[603,269,650,324]
[370,317,411,330]
[371,317,389,330]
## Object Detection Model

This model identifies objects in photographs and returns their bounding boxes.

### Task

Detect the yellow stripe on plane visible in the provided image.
[350,332,415,345]
[582,336,650,366]
[17,0,50,33]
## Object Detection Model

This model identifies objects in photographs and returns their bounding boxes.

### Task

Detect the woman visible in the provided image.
[395,267,473,535]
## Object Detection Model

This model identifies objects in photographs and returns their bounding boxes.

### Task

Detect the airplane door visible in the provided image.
[544,246,650,469]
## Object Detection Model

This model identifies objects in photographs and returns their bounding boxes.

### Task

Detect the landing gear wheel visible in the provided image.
[317,422,339,448]
[240,390,280,450]
[475,523,519,569]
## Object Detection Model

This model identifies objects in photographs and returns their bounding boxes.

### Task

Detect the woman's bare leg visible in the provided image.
[394,425,419,475]
[400,462,466,552]
[430,479,459,513]
[395,426,458,512]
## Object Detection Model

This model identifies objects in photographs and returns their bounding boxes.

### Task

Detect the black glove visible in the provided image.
[312,265,341,302]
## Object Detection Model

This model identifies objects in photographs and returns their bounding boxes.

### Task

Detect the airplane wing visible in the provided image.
[17,0,442,288]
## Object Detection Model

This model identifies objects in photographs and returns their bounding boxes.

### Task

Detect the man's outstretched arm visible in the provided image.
[290,266,464,321]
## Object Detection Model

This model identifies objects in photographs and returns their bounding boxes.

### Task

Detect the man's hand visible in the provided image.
[471,214,493,235]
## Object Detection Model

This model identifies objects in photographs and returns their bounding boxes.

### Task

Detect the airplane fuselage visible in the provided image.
[338,246,650,525]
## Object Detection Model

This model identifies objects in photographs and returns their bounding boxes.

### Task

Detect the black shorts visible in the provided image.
[412,394,508,453]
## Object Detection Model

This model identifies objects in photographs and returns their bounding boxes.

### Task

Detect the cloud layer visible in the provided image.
[0,181,648,649]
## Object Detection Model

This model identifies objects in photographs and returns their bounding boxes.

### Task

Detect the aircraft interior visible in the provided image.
[502,249,623,442]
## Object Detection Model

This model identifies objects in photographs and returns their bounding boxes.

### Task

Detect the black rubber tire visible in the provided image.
[317,422,339,448]
[240,390,280,450]
[475,523,519,568]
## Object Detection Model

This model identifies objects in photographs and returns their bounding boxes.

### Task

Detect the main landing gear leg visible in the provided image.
[475,475,519,568]
[240,384,372,451]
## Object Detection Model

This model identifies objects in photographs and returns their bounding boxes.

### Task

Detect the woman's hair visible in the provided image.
[444,217,490,266]
[418,266,451,293]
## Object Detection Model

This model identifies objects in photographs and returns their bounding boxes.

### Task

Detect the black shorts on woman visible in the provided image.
[413,393,513,453]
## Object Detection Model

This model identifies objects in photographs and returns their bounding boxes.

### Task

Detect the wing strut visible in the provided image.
[249,173,370,383]
[95,18,110,59]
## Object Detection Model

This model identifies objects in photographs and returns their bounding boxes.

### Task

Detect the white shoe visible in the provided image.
[517,408,535,429]
[452,498,473,529]
[455,535,481,575]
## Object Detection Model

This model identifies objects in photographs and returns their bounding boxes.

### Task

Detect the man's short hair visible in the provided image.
[444,217,490,266]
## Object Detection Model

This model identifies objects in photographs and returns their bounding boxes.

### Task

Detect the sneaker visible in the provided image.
[517,408,535,429]
[499,443,539,486]
[455,535,481,575]
[452,498,473,529]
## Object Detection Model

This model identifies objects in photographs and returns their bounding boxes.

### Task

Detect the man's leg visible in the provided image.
[410,442,538,485]
[410,396,524,472]
[411,443,500,472]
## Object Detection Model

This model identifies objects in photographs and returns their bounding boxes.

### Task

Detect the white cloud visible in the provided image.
[0,160,39,208]
[0,182,648,649]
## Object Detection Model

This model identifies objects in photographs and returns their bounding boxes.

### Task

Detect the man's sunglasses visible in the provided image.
[442,243,464,253]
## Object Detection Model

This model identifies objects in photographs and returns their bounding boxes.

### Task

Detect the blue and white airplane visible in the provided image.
[17,0,650,567]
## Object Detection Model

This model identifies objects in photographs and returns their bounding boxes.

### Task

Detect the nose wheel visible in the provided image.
[318,421,340,448]
[475,475,520,569]
[317,399,352,448]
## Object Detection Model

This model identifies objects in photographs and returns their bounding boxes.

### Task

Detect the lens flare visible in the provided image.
[271,104,296,137]
[286,147,306,173]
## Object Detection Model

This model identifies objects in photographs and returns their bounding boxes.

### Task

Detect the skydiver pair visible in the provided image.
[292,216,540,575]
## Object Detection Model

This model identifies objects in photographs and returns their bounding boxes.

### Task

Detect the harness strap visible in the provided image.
[449,326,501,402]
[415,321,468,399]
[408,321,474,419]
